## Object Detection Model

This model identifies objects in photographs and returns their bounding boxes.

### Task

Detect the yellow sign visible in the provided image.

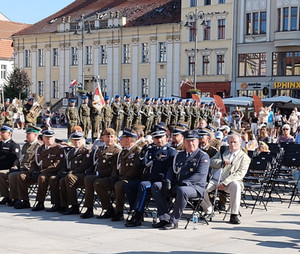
[274,82,300,89]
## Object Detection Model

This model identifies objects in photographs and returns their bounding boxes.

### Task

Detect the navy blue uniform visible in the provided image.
[125,143,177,213]
[0,139,20,170]
[152,148,209,225]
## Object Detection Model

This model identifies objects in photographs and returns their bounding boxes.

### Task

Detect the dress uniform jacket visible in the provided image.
[201,144,218,158]
[143,144,177,182]
[20,140,42,170]
[169,148,210,197]
[0,139,20,170]
[113,144,142,181]
[30,144,64,174]
[171,142,185,151]
[62,146,90,174]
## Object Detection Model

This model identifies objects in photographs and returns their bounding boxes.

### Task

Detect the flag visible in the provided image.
[93,82,105,109]
[69,79,78,88]
[191,93,201,102]
[213,95,226,115]
[252,95,263,114]
[180,79,193,88]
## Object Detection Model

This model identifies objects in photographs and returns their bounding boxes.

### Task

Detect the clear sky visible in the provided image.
[1,0,74,24]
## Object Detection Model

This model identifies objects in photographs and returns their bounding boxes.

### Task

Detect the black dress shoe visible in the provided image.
[229,214,241,224]
[8,199,18,207]
[63,206,80,215]
[152,220,168,228]
[125,212,143,227]
[163,222,178,230]
[80,208,94,219]
[14,200,31,209]
[0,197,11,205]
[32,202,45,211]
[111,211,124,221]
[46,204,61,212]
[97,209,115,219]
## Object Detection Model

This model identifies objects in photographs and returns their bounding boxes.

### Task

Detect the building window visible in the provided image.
[246,13,251,35]
[38,49,43,67]
[99,45,107,65]
[273,51,300,76]
[1,65,7,79]
[123,44,130,64]
[189,23,196,42]
[24,50,31,67]
[52,81,59,98]
[238,53,267,77]
[253,12,259,34]
[190,0,197,7]
[202,55,210,75]
[278,8,281,31]
[283,7,289,31]
[217,54,225,75]
[203,20,211,40]
[204,0,211,5]
[260,12,267,34]
[53,48,59,66]
[38,81,44,96]
[122,79,130,96]
[219,0,225,3]
[71,47,78,66]
[100,79,107,95]
[218,19,225,39]
[158,78,166,98]
[141,43,149,63]
[291,7,298,31]
[141,78,149,98]
[188,56,195,76]
[158,42,167,62]
[85,46,92,65]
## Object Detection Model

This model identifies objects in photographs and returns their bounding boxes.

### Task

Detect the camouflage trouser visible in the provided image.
[81,117,90,139]
[91,115,101,141]
[102,119,111,130]
[124,116,133,129]
[67,121,78,138]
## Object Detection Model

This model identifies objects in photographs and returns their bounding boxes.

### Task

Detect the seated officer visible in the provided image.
[95,129,142,221]
[9,126,42,208]
[17,129,64,211]
[48,131,89,213]
[0,124,20,205]
[198,129,218,158]
[151,130,210,229]
[170,125,185,151]
[125,125,177,227]
[80,128,121,219]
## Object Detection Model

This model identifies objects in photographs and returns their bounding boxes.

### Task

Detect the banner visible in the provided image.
[252,95,263,114]
[93,82,105,110]
[191,93,201,102]
[213,95,226,115]
[69,79,78,88]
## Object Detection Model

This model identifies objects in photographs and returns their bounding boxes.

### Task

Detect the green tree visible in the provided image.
[4,67,31,100]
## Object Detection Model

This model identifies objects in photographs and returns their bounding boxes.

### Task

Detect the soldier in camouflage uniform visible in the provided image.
[101,96,112,130]
[65,99,80,138]
[140,98,153,134]
[152,98,161,127]
[177,99,185,123]
[122,94,133,129]
[90,100,102,143]
[199,102,206,120]
[111,94,123,135]
[23,98,35,127]
[191,100,200,130]
[79,96,91,140]
[184,99,192,129]
[170,98,178,125]
[161,98,170,125]
[132,97,141,126]
[2,98,17,127]
[206,103,214,125]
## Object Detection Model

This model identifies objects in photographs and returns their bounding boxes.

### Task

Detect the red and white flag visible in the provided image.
[69,79,78,88]
[93,82,105,109]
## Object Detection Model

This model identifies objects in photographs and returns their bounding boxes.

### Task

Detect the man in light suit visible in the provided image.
[201,133,250,224]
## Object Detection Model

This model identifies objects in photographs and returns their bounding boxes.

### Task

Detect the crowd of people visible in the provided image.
[0,94,299,230]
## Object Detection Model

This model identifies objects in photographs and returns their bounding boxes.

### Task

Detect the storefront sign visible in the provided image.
[274,82,300,89]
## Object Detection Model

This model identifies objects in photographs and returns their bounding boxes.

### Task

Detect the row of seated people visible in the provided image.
[0,123,251,229]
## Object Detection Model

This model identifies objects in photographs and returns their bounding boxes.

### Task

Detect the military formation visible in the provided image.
[65,94,216,142]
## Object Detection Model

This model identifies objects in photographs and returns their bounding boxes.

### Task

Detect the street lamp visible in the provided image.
[74,14,92,91]
[185,10,207,89]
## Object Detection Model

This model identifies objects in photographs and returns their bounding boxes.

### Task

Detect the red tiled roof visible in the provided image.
[0,39,13,59]
[0,20,30,39]
[13,0,181,36]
